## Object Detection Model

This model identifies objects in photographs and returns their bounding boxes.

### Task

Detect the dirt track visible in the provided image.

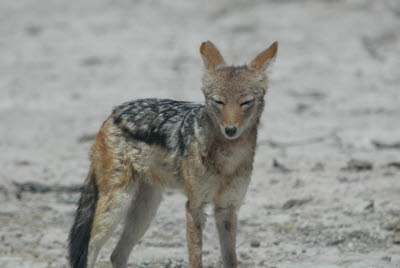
[1,0,400,267]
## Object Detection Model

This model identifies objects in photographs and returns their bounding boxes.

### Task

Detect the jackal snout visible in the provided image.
[200,40,278,140]
[220,102,243,139]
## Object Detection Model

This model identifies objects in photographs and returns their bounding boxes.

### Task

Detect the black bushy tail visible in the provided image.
[68,170,98,268]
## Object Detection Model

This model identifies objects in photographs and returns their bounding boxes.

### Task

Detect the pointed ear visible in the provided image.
[249,41,278,71]
[200,41,226,70]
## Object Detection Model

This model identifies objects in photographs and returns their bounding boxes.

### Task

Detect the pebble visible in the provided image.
[137,258,186,267]
[282,198,312,209]
[341,159,373,172]
[326,237,345,246]
[387,162,400,169]
[337,176,350,183]
[250,239,260,247]
[382,256,392,262]
[392,232,400,244]
[384,216,400,231]
[239,252,251,260]
[364,200,374,212]
[311,162,325,172]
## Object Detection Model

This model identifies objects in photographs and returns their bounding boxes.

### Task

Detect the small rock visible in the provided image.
[372,140,400,150]
[341,159,373,172]
[25,25,43,36]
[293,179,304,188]
[348,230,365,239]
[77,133,96,143]
[384,216,400,231]
[14,160,31,166]
[384,171,395,177]
[295,103,310,114]
[392,232,400,244]
[326,237,345,246]
[0,212,13,217]
[364,200,374,212]
[239,252,250,260]
[272,159,291,173]
[311,162,325,172]
[250,239,260,247]
[337,176,349,183]
[381,256,391,262]
[269,179,279,185]
[71,93,81,100]
[81,56,103,66]
[282,198,312,209]
[387,162,400,169]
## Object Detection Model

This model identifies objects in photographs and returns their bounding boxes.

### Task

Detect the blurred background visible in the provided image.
[1,0,399,267]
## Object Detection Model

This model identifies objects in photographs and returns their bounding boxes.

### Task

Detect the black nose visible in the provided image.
[225,126,237,137]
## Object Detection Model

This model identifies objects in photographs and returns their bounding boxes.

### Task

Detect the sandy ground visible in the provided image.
[1,0,400,267]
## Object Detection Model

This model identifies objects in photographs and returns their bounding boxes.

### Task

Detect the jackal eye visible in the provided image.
[240,100,254,106]
[213,99,225,105]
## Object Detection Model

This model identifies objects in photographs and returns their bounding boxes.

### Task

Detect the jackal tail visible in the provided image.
[68,168,98,268]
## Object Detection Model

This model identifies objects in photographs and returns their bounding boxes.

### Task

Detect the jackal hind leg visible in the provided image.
[86,182,137,268]
[110,182,163,268]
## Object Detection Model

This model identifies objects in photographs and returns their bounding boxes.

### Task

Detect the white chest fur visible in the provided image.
[212,138,254,177]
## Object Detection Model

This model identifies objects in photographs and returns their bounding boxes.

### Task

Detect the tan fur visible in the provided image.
[77,41,278,268]
[200,41,226,70]
[249,41,278,70]
[221,103,243,129]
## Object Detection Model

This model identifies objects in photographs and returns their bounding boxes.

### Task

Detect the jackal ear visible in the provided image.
[249,41,278,71]
[200,41,226,71]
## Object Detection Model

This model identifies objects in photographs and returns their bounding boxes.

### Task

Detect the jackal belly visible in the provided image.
[125,141,184,189]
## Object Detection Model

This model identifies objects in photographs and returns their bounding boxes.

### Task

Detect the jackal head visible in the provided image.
[200,41,278,139]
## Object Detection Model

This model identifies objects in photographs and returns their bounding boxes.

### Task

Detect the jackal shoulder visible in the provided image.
[112,98,205,155]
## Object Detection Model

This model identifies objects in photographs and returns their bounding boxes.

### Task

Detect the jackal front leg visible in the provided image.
[185,201,205,268]
[215,206,238,268]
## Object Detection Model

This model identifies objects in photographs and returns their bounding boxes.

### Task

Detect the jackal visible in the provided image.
[68,41,278,268]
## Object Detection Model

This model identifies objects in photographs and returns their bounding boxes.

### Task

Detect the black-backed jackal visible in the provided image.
[68,41,278,268]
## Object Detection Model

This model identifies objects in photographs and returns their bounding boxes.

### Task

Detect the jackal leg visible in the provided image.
[185,201,205,268]
[110,183,162,268]
[215,206,238,268]
[86,186,136,268]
